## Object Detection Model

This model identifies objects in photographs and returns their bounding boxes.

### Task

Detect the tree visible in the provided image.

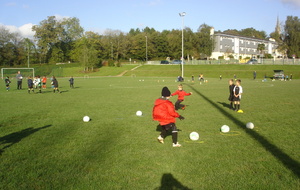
[0,26,25,66]
[239,28,267,39]
[257,43,265,57]
[32,16,84,63]
[284,16,300,58]
[71,35,99,71]
[196,24,214,59]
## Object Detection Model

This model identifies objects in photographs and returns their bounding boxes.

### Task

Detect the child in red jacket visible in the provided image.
[171,84,192,110]
[153,87,184,147]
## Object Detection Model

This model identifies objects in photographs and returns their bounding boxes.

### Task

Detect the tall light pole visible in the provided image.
[145,36,148,63]
[27,40,30,68]
[179,12,186,79]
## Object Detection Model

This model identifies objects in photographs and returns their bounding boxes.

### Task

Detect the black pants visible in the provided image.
[17,81,22,89]
[160,123,178,144]
[175,100,184,110]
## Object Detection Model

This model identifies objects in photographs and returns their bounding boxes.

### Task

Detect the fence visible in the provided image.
[146,59,300,65]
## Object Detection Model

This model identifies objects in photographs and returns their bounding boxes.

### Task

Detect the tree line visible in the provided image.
[0,15,299,70]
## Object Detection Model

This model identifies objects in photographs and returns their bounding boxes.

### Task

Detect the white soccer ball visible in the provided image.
[136,111,143,116]
[189,132,199,141]
[246,122,254,129]
[83,116,90,122]
[221,125,230,133]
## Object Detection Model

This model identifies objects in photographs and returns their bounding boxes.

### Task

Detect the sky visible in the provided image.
[0,0,300,39]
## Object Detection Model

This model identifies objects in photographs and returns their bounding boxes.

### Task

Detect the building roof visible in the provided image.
[214,32,276,43]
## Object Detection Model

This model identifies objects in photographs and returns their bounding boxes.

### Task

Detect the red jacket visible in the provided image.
[171,90,191,100]
[153,98,180,125]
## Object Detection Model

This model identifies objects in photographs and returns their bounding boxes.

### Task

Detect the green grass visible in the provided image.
[125,64,300,79]
[0,75,300,189]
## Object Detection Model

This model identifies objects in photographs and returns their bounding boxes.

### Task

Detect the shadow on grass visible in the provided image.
[0,125,52,155]
[186,84,300,178]
[154,173,192,190]
[217,101,232,109]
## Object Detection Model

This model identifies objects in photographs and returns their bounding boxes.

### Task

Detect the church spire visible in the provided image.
[275,16,281,34]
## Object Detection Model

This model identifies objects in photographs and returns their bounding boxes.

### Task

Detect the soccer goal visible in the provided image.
[1,68,35,79]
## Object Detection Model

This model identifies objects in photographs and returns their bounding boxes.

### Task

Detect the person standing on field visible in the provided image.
[5,76,11,91]
[153,87,184,147]
[69,76,74,88]
[27,76,34,94]
[16,71,23,90]
[52,76,60,93]
[253,71,256,80]
[233,79,243,112]
[228,79,235,110]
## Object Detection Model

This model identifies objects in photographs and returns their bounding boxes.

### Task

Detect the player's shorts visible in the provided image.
[228,95,234,101]
[42,83,46,85]
[161,123,178,133]
[233,96,241,102]
[28,85,33,88]
[6,84,9,87]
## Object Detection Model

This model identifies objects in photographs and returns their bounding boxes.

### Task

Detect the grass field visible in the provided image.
[1,68,300,189]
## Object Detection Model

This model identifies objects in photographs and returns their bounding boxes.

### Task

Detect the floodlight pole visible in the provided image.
[27,42,30,68]
[179,12,186,79]
[145,36,148,63]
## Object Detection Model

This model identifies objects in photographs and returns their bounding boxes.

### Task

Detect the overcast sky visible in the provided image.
[0,0,300,38]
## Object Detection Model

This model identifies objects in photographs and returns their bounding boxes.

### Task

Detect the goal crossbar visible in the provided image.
[1,68,35,79]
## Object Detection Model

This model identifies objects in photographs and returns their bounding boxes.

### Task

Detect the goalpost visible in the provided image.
[1,68,35,79]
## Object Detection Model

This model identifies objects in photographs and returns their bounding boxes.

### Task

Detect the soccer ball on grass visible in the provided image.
[83,116,90,122]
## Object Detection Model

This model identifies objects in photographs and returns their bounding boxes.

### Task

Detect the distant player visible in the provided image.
[171,84,192,110]
[27,76,34,94]
[51,76,60,93]
[16,71,23,90]
[36,75,42,93]
[199,74,204,82]
[4,76,11,91]
[33,76,38,89]
[228,79,235,110]
[153,87,184,147]
[42,76,47,89]
[220,74,222,80]
[191,75,194,82]
[233,79,243,112]
[69,76,74,88]
[234,74,237,81]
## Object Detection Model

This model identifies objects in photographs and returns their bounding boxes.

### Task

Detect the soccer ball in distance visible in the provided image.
[136,111,143,116]
[189,132,199,141]
[83,116,90,122]
[246,122,254,129]
[221,125,230,133]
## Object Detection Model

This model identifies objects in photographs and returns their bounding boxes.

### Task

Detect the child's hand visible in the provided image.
[178,115,185,120]
[190,92,193,95]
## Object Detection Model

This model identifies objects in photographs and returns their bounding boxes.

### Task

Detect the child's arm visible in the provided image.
[171,90,179,96]
[184,91,192,96]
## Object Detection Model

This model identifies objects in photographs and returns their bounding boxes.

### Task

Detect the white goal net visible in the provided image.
[1,68,35,80]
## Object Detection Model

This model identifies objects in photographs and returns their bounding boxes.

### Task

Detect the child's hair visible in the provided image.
[6,76,9,78]
[236,79,241,83]
[28,76,32,79]
[229,79,234,82]
[178,84,183,88]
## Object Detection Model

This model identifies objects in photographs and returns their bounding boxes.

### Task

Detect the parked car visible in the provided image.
[160,60,170,64]
[172,60,185,64]
[273,70,285,80]
[246,59,258,64]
